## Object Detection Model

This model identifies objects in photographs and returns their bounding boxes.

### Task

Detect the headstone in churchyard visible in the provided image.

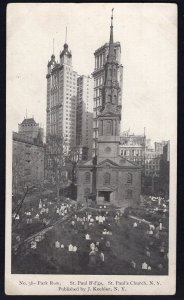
[35,236,40,242]
[142,262,148,270]
[90,242,95,250]
[31,241,37,249]
[89,250,96,262]
[131,261,136,268]
[85,234,90,240]
[99,216,103,224]
[55,241,60,248]
[149,224,155,230]
[106,241,110,248]
[68,244,73,252]
[73,246,77,252]
[39,199,42,209]
[99,252,105,262]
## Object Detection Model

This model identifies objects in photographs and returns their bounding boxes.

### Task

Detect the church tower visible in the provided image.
[77,10,141,208]
[97,9,122,160]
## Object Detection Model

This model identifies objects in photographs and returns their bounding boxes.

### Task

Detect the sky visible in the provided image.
[7,3,177,143]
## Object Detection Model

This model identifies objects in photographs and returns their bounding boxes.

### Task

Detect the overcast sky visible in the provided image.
[7,3,177,143]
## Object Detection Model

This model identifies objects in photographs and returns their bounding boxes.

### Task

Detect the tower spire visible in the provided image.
[65,26,67,44]
[108,8,114,61]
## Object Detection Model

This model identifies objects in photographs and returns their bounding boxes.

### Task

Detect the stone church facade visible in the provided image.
[77,12,141,208]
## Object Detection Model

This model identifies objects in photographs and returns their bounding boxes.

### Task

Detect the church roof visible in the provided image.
[78,158,93,167]
[78,156,141,169]
[97,156,140,169]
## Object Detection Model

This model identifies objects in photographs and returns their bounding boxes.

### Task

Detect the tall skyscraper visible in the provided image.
[92,41,123,156]
[76,75,93,159]
[46,42,77,151]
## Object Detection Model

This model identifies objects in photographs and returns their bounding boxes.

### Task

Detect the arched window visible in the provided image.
[108,95,112,103]
[106,120,112,135]
[84,172,90,184]
[127,173,132,184]
[114,94,117,103]
[104,172,110,185]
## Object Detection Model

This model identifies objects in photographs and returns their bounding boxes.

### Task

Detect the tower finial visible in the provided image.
[111,8,114,26]
[108,8,114,60]
[65,26,67,44]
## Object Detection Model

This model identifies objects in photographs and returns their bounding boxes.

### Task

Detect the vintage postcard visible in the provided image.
[5,3,177,295]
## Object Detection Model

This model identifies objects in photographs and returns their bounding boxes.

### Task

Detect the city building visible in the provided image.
[18,117,44,145]
[142,140,169,194]
[76,75,93,159]
[159,142,170,197]
[77,12,141,208]
[119,130,146,167]
[12,118,44,195]
[145,149,161,178]
[154,141,169,155]
[46,42,77,151]
[92,40,123,156]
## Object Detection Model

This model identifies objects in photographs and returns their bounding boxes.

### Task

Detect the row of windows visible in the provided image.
[84,172,133,185]
[94,76,104,88]
[95,53,106,69]
[146,165,160,170]
[120,149,143,156]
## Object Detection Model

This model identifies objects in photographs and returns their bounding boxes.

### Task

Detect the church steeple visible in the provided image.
[107,8,114,62]
[97,9,122,152]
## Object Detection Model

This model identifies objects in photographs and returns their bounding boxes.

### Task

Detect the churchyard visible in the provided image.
[12,190,169,275]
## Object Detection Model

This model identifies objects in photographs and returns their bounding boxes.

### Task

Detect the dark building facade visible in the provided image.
[12,118,44,195]
[77,12,141,208]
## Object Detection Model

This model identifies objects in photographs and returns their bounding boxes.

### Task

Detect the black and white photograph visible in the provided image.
[6,3,177,295]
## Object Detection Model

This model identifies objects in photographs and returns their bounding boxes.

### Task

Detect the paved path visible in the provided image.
[129,215,151,224]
